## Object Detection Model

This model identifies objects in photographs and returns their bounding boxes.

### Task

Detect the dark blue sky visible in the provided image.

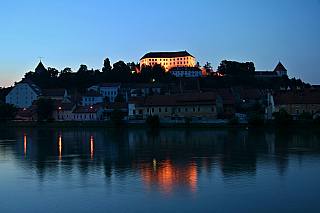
[1,0,319,87]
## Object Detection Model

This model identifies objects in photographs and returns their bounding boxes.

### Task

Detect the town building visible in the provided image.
[82,90,103,106]
[255,61,287,78]
[169,66,205,78]
[5,78,42,108]
[272,89,320,119]
[72,105,104,121]
[133,92,223,120]
[87,82,121,102]
[140,51,195,72]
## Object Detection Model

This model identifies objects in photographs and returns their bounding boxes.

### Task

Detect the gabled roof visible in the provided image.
[141,51,194,60]
[274,62,287,72]
[52,100,76,110]
[17,78,42,95]
[17,106,37,117]
[83,89,102,97]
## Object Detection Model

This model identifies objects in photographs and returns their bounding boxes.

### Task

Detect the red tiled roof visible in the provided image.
[274,62,287,72]
[273,89,320,105]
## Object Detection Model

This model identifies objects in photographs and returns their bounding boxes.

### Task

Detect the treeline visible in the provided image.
[24,58,176,93]
[0,59,310,102]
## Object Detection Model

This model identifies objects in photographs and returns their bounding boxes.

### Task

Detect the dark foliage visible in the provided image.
[36,98,54,123]
[146,114,160,128]
[110,108,124,126]
[0,103,18,122]
[247,114,264,126]
[272,109,293,125]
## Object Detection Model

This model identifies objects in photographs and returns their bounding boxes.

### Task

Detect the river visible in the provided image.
[0,127,320,212]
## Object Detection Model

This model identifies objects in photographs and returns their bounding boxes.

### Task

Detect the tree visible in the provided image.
[272,109,293,125]
[148,88,154,96]
[247,114,264,126]
[36,98,54,123]
[110,108,124,126]
[217,60,255,76]
[114,93,125,102]
[203,62,212,74]
[0,103,18,122]
[77,64,88,74]
[146,114,160,128]
[102,58,112,73]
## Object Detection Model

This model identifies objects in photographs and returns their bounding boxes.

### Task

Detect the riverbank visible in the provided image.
[1,121,319,130]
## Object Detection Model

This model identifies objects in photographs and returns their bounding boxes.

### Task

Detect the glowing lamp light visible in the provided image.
[90,106,93,109]
[58,107,62,110]
[152,79,156,82]
[23,108,27,111]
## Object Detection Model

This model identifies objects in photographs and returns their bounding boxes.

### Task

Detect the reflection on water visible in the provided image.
[1,127,320,212]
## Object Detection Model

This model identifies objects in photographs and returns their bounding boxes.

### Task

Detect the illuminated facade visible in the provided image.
[140,51,195,72]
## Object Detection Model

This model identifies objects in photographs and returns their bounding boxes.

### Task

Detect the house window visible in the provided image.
[302,109,306,113]
[212,107,214,112]
[152,108,154,113]
[147,108,149,113]
[282,105,286,107]
[290,104,293,107]
[159,108,161,112]
[92,98,94,101]
[296,109,300,114]
[311,104,315,107]
[165,108,168,112]
[178,108,181,112]
[198,108,200,111]
[185,108,188,112]
[296,104,300,107]
[139,110,142,114]
[311,110,315,114]
[193,108,195,112]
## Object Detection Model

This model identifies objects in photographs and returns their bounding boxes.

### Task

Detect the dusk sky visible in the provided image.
[1,0,319,87]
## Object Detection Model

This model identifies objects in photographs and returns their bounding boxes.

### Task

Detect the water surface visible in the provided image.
[0,128,320,212]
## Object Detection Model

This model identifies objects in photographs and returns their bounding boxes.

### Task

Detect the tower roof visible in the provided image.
[35,61,47,73]
[274,61,287,72]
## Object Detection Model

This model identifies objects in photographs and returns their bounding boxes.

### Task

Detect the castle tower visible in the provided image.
[274,61,287,77]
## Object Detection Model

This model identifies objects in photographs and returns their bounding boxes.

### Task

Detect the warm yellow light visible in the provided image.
[152,79,156,82]
[90,106,93,109]
[58,107,62,110]
[23,108,27,111]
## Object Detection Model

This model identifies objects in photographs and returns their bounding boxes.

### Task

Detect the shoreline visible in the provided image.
[1,121,319,130]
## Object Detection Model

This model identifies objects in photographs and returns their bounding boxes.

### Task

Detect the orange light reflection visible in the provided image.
[141,159,198,196]
[24,133,27,156]
[59,135,62,161]
[90,136,93,161]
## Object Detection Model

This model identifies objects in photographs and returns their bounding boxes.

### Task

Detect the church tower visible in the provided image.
[35,61,47,74]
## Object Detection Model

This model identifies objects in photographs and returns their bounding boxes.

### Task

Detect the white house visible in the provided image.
[82,90,103,106]
[169,66,204,78]
[87,82,121,102]
[5,78,42,108]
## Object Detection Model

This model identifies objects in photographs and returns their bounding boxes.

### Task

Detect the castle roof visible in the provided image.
[141,51,194,60]
[274,61,287,72]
